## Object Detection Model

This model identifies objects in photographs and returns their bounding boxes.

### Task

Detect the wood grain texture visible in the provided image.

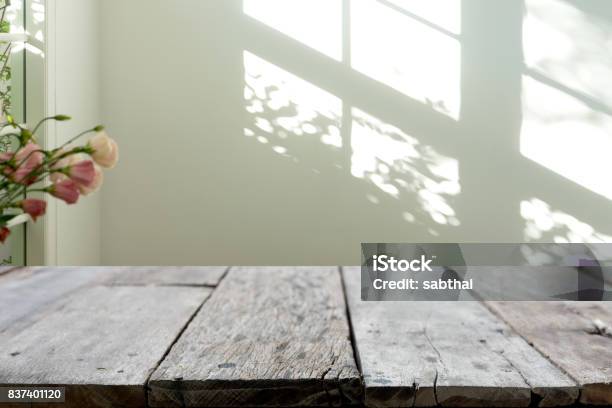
[0,267,112,334]
[0,267,226,335]
[0,285,211,408]
[104,266,227,286]
[149,266,361,407]
[488,301,612,405]
[343,267,578,407]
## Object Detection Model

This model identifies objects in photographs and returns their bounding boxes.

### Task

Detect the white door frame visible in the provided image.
[26,0,58,266]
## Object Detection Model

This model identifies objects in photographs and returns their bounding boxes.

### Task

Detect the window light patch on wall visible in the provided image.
[351,0,462,120]
[243,0,343,61]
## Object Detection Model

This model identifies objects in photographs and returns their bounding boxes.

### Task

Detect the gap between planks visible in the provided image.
[486,301,612,406]
[341,267,581,407]
[2,267,601,407]
[108,282,220,289]
[148,267,362,407]
[0,266,230,408]
[339,266,365,381]
[482,301,580,384]
[144,266,231,406]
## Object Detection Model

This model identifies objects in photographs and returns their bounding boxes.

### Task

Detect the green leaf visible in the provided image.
[0,20,9,34]
[0,214,14,227]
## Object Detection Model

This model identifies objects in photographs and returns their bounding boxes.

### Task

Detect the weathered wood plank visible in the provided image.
[0,285,211,408]
[488,301,612,405]
[0,267,226,335]
[104,266,227,286]
[343,267,578,407]
[149,266,361,407]
[0,267,112,334]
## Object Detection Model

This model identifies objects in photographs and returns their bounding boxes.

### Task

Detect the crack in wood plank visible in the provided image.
[1,268,602,407]
[0,285,211,408]
[144,267,231,407]
[343,266,579,407]
[487,301,612,406]
[432,369,439,407]
[149,267,361,407]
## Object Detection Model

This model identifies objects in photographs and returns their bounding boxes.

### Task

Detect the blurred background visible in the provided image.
[4,0,612,266]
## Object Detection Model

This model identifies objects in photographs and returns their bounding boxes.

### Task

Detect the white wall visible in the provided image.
[47,0,101,265]
[99,0,612,266]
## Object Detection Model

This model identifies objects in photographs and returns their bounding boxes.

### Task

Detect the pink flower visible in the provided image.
[5,143,45,185]
[79,164,104,196]
[67,160,95,188]
[20,199,47,222]
[50,179,80,204]
[0,152,11,163]
[89,131,118,169]
[0,227,10,244]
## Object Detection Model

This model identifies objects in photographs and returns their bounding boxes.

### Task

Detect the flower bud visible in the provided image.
[49,179,80,205]
[0,227,10,243]
[68,160,96,188]
[20,199,47,222]
[80,164,104,196]
[5,143,45,185]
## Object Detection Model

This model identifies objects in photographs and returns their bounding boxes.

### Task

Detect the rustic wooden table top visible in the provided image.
[0,266,610,408]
